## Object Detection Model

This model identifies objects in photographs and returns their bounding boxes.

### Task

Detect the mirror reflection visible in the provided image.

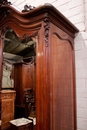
[2,28,36,126]
[3,28,36,63]
[2,28,36,89]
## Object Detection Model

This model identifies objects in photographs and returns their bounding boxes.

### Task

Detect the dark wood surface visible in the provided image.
[14,63,35,118]
[0,31,3,92]
[0,3,79,130]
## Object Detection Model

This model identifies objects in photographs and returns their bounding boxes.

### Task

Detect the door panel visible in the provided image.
[51,34,74,130]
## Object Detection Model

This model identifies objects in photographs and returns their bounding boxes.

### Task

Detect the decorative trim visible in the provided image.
[52,32,73,49]
[1,26,8,35]
[32,31,39,37]
[20,31,39,43]
[35,31,39,44]
[37,32,39,44]
[21,31,38,39]
[0,0,11,6]
[44,18,50,47]
[0,0,11,21]
[22,5,35,12]
[0,27,7,39]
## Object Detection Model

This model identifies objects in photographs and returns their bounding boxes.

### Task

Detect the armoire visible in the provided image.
[0,1,79,130]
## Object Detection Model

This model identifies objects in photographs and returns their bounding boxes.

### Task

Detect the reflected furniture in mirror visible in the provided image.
[3,28,36,120]
[1,90,15,130]
[0,1,79,130]
[10,118,33,130]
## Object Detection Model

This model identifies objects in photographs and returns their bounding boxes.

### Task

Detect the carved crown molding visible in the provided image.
[44,18,50,47]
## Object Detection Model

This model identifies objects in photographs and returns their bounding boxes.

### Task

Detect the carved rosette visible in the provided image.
[44,18,50,47]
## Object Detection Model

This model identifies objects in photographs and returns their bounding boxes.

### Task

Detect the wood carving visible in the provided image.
[22,5,35,12]
[0,3,79,130]
[0,0,11,22]
[44,18,50,47]
[34,31,39,44]
[0,0,11,5]
[37,32,39,44]
[1,26,8,36]
[21,31,39,41]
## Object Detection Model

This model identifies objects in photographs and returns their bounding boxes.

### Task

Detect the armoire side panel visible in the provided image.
[51,34,74,130]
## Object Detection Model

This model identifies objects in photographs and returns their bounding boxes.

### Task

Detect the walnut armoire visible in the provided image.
[0,1,79,130]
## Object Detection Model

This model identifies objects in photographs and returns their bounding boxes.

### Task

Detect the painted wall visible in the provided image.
[9,0,87,130]
[2,67,11,88]
[2,64,14,88]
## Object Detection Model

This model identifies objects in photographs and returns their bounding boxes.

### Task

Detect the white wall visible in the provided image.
[2,64,14,88]
[9,0,87,129]
[2,68,11,88]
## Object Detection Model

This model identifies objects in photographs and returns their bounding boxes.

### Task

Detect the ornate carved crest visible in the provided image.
[44,18,50,47]
[0,0,11,21]
[0,0,11,6]
[22,5,35,12]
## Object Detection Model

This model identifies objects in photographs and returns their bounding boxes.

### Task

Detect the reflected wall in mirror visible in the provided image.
[3,28,36,64]
[2,61,13,88]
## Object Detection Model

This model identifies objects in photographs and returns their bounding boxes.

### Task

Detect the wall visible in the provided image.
[10,0,87,130]
[2,68,11,88]
[2,63,14,88]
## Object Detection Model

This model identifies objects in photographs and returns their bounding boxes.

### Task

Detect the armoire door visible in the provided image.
[51,33,75,130]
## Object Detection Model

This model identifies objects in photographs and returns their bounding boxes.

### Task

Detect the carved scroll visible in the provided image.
[44,18,50,47]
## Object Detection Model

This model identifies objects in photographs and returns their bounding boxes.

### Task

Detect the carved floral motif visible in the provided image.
[44,18,50,47]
